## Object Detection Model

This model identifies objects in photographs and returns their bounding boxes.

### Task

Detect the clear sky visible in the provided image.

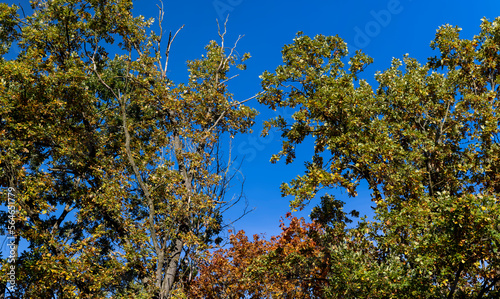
[4,0,500,239]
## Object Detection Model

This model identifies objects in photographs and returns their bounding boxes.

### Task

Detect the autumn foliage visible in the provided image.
[188,213,329,298]
[1,1,500,298]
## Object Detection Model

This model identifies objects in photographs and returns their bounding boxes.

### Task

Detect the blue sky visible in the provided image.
[3,0,500,240]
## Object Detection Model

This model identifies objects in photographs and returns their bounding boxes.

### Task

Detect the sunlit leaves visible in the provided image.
[189,214,330,298]
[259,18,500,297]
[0,1,255,298]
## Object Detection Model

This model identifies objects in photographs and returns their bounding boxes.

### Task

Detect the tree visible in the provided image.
[257,18,500,297]
[188,213,331,298]
[0,1,255,298]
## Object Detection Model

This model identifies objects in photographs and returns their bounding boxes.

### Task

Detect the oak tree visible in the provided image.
[258,18,500,297]
[0,1,255,298]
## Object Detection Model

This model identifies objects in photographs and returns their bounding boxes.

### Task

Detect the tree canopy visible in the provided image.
[192,18,500,298]
[0,1,499,298]
[256,18,499,298]
[0,1,255,298]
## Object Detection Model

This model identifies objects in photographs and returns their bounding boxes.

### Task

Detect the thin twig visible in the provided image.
[164,25,184,77]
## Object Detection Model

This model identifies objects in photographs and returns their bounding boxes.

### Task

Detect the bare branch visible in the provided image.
[51,202,75,236]
[204,93,259,135]
[163,25,184,78]
[437,96,452,145]
[219,74,239,85]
